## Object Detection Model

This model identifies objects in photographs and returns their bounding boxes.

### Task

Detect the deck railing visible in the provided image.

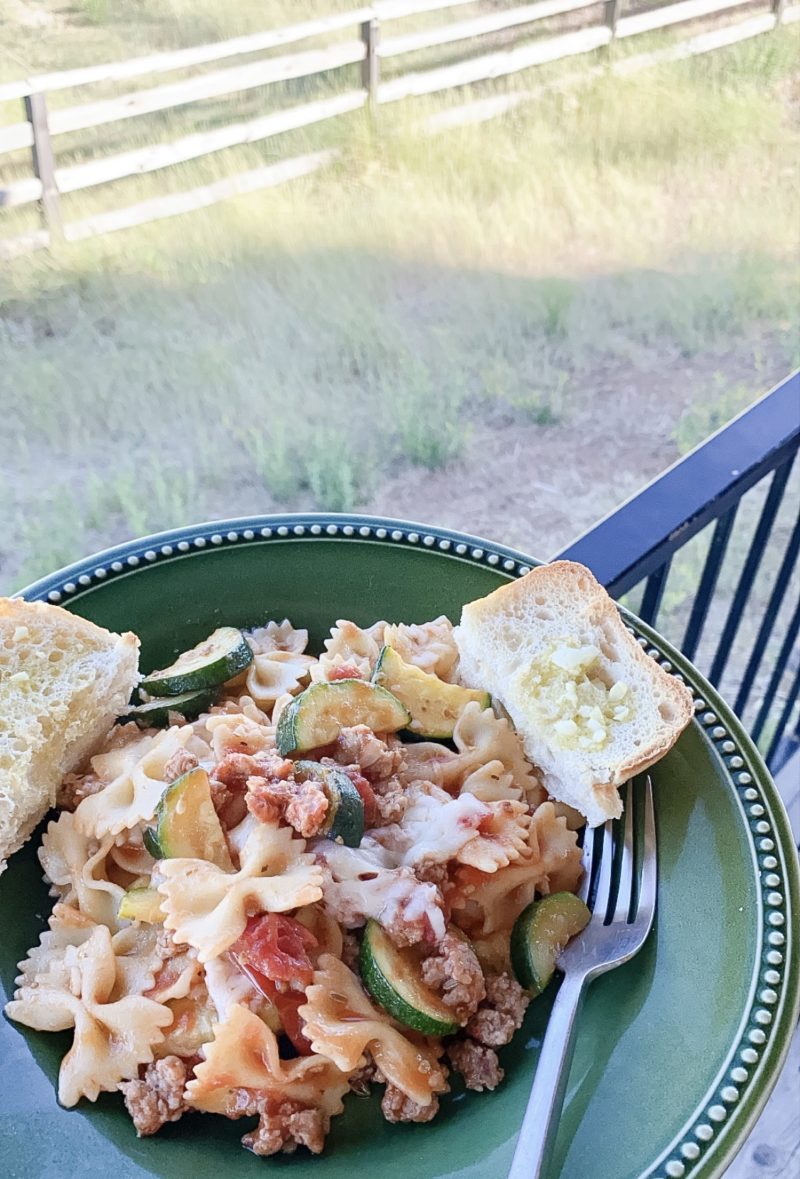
[2,0,799,257]
[558,370,800,772]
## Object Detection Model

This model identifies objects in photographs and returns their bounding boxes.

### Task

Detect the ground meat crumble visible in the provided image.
[466,972,530,1047]
[213,751,330,838]
[56,770,104,811]
[381,1084,441,1124]
[370,776,409,824]
[332,726,405,785]
[446,1039,504,1091]
[420,931,486,1023]
[162,748,200,784]
[214,751,293,794]
[230,1094,327,1156]
[247,775,328,838]
[120,1056,191,1136]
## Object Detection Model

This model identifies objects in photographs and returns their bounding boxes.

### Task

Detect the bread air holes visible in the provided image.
[531,596,554,622]
[659,702,675,722]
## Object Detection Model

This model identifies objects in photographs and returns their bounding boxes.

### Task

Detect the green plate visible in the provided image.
[1,514,798,1179]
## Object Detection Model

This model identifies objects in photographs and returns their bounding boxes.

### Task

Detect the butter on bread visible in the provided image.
[455,561,693,827]
[0,598,140,872]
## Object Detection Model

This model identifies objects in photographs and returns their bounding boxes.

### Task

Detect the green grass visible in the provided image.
[1,25,799,592]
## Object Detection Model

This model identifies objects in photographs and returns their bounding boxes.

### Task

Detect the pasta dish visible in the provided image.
[6,615,587,1156]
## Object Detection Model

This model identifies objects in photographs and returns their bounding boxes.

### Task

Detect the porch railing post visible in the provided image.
[23,92,62,243]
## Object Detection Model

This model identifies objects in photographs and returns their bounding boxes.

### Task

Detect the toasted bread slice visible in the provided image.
[455,561,693,826]
[0,599,140,872]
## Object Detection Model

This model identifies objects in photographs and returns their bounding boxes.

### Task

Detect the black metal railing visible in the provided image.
[558,370,800,773]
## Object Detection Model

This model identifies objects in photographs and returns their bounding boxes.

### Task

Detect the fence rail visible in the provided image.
[559,371,800,774]
[1,0,798,257]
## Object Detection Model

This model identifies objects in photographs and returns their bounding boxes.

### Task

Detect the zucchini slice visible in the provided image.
[276,680,410,756]
[295,760,365,847]
[372,645,491,738]
[140,626,253,696]
[122,687,217,728]
[359,919,460,1036]
[510,892,591,996]
[145,767,233,869]
[118,886,165,923]
[143,825,163,859]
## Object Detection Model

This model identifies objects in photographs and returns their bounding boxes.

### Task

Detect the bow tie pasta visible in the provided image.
[6,612,584,1158]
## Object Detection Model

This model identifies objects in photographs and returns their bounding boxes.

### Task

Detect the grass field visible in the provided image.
[1,9,798,610]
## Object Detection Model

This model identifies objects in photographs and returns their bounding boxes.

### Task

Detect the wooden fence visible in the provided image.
[1,0,797,258]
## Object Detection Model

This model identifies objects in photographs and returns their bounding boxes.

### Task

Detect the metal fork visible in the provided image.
[508,776,657,1179]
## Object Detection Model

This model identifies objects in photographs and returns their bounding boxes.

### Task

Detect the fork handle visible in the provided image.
[507,972,588,1179]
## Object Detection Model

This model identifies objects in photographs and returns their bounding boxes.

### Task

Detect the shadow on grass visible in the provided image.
[1,238,796,596]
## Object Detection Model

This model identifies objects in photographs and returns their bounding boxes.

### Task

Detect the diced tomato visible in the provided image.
[269,984,313,1055]
[231,913,318,985]
[341,766,378,827]
[327,664,363,681]
[230,954,314,1056]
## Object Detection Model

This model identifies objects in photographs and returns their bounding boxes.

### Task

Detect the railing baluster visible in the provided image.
[766,660,800,768]
[681,505,739,662]
[751,593,800,744]
[734,508,800,718]
[708,455,796,686]
[638,558,671,626]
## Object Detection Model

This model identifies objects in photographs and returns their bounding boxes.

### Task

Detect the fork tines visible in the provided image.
[578,775,656,929]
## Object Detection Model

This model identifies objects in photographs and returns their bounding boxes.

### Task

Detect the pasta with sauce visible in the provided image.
[6,614,584,1157]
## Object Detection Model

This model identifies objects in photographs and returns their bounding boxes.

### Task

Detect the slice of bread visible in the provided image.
[455,561,693,826]
[0,598,140,872]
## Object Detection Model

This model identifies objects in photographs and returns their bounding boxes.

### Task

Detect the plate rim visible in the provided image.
[12,510,800,1179]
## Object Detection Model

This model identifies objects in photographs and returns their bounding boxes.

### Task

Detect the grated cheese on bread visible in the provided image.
[0,598,140,872]
[455,561,693,827]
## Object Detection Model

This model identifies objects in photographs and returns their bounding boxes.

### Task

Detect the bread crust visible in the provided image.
[0,598,140,872]
[0,597,138,648]
[458,561,694,824]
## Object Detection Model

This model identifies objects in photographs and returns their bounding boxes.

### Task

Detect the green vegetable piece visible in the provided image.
[511,892,591,996]
[140,626,252,696]
[295,760,365,847]
[276,680,410,756]
[372,645,491,737]
[118,887,164,924]
[359,919,460,1036]
[121,687,217,728]
[153,766,233,869]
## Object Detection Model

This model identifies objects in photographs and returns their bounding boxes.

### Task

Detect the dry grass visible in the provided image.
[1,20,798,595]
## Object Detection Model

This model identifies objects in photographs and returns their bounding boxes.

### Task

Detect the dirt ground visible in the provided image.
[363,333,793,561]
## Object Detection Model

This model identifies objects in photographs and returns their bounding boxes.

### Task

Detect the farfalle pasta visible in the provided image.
[75,726,196,839]
[8,911,171,1106]
[158,821,324,962]
[6,613,585,1158]
[299,955,447,1106]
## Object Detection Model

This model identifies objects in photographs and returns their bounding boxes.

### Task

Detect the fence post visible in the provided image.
[772,0,786,24]
[361,17,380,107]
[23,92,62,243]
[605,0,623,44]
